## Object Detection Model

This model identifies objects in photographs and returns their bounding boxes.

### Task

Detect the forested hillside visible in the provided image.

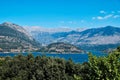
[38,42,83,53]
[0,46,120,80]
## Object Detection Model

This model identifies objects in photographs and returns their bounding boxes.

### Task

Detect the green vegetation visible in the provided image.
[38,42,82,53]
[0,47,120,80]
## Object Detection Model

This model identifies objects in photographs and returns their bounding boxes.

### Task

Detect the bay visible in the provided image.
[0,51,107,63]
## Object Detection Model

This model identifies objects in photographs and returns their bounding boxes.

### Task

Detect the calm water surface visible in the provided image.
[0,51,107,63]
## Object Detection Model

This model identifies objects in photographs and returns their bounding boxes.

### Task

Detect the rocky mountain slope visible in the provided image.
[31,26,120,50]
[0,22,40,52]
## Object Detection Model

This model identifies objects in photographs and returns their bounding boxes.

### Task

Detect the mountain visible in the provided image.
[58,26,120,45]
[0,22,40,52]
[38,42,83,53]
[31,31,54,46]
[31,26,120,50]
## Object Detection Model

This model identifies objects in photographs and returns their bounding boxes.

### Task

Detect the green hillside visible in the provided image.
[38,42,83,53]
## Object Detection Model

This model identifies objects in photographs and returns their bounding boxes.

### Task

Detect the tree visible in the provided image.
[88,50,120,80]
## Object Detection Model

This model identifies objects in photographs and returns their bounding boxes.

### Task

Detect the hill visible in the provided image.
[38,42,83,53]
[0,22,40,52]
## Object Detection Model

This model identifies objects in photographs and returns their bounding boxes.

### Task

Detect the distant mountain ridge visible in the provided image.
[31,26,120,50]
[1,22,119,52]
[0,22,40,52]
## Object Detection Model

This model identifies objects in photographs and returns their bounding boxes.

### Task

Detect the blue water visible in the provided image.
[0,51,107,63]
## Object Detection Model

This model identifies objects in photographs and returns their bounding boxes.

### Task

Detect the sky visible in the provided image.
[0,0,120,28]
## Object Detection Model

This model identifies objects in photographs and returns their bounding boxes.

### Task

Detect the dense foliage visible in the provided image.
[0,47,120,80]
[0,54,85,80]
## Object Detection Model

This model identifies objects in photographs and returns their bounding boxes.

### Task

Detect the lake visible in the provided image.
[0,51,107,63]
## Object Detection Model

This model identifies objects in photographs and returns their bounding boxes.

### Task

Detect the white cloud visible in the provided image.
[92,10,120,20]
[94,14,113,20]
[97,16,104,20]
[100,10,120,14]
[113,15,120,18]
[100,10,106,14]
[104,14,113,19]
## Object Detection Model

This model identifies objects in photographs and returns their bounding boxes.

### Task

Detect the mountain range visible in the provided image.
[30,26,120,51]
[0,22,120,52]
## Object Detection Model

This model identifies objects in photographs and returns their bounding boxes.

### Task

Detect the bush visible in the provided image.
[0,46,120,80]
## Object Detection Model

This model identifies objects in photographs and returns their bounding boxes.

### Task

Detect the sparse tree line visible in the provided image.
[0,46,120,80]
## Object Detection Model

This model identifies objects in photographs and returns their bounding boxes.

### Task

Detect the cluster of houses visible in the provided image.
[0,48,38,53]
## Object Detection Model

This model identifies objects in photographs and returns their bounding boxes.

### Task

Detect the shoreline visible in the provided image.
[0,52,85,54]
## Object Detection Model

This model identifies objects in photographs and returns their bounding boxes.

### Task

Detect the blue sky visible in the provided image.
[0,0,120,28]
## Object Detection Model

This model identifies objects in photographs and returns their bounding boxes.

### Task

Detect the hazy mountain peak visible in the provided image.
[1,22,33,40]
[105,26,114,28]
[1,22,20,28]
[101,26,117,30]
[99,26,120,30]
[2,22,23,29]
